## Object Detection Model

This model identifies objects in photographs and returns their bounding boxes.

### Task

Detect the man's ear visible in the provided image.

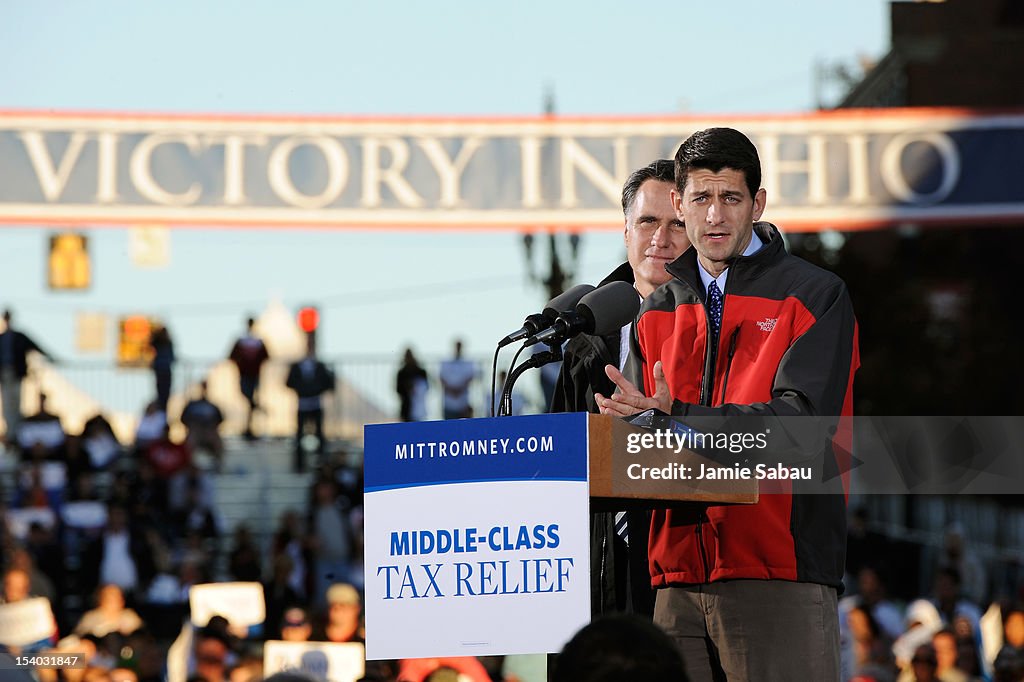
[671,188,684,218]
[752,188,767,221]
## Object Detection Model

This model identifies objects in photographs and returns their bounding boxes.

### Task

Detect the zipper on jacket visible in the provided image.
[718,327,740,406]
[695,512,710,583]
[695,291,722,582]
[698,307,719,407]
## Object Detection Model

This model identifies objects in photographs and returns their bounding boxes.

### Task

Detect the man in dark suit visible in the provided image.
[0,310,53,445]
[551,160,691,618]
[286,336,335,472]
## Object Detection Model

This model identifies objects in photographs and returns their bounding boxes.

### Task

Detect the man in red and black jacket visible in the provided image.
[597,127,859,682]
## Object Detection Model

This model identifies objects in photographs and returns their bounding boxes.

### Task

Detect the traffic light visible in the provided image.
[48,231,91,290]
[117,315,155,367]
[297,306,320,334]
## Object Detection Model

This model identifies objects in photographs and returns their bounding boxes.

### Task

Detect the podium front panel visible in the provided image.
[363,414,591,660]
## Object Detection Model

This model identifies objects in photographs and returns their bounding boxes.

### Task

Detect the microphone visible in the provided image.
[498,284,596,347]
[525,281,640,347]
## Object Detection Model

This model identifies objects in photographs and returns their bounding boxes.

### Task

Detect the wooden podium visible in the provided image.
[361,413,755,659]
[586,413,758,509]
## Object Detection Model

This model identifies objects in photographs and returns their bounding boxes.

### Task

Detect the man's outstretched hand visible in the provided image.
[595,360,672,417]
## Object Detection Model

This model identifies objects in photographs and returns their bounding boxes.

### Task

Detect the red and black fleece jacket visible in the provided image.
[628,222,860,590]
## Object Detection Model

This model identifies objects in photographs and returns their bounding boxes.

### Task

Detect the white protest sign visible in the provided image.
[189,582,265,628]
[5,507,57,539]
[60,500,108,529]
[0,598,55,646]
[263,640,365,682]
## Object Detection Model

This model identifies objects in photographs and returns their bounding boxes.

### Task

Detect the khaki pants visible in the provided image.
[654,580,840,682]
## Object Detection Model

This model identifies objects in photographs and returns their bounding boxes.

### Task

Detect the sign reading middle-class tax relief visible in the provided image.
[363,413,590,660]
[3,109,1024,231]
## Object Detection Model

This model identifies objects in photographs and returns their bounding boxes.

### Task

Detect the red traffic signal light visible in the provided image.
[297,306,320,333]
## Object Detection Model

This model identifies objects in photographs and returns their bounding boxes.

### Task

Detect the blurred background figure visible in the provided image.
[396,347,428,422]
[307,477,353,609]
[229,316,270,440]
[938,523,987,607]
[16,392,66,461]
[73,583,143,638]
[286,335,334,473]
[439,339,477,420]
[0,309,54,446]
[180,380,225,472]
[313,582,363,643]
[148,325,175,412]
[280,606,312,642]
[80,413,123,471]
[551,614,689,682]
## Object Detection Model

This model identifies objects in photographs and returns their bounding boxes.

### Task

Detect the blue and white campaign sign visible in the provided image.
[363,413,591,660]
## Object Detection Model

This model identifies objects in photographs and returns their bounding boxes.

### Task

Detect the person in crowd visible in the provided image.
[7,547,56,606]
[285,335,334,473]
[906,645,941,682]
[16,392,66,460]
[595,128,859,681]
[133,400,167,456]
[396,347,429,422]
[551,158,689,619]
[0,309,54,444]
[144,424,191,482]
[0,565,57,651]
[2,565,33,603]
[229,316,270,440]
[307,477,353,608]
[280,606,313,642]
[552,614,689,682]
[398,657,491,682]
[938,523,987,607]
[439,339,477,419]
[73,584,143,638]
[312,582,363,643]
[81,504,155,598]
[926,628,971,682]
[840,565,905,644]
[263,553,303,642]
[148,325,175,412]
[894,600,946,672]
[193,628,231,682]
[80,413,123,471]
[931,567,982,634]
[180,380,225,472]
[227,524,263,583]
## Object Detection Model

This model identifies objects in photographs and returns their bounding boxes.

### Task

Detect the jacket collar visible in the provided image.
[666,222,785,301]
[599,261,635,288]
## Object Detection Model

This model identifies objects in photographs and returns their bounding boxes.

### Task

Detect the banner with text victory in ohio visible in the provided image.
[363,413,591,660]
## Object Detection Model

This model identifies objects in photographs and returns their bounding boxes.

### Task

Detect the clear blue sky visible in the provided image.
[0,0,890,376]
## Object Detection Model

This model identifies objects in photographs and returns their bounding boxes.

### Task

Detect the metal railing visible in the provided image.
[8,353,541,445]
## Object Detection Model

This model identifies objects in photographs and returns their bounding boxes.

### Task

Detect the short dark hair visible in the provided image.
[553,614,689,682]
[621,159,675,216]
[674,127,761,199]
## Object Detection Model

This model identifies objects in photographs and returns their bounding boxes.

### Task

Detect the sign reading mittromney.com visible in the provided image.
[363,413,591,660]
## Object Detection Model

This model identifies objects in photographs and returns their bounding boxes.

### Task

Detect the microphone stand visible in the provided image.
[499,342,562,417]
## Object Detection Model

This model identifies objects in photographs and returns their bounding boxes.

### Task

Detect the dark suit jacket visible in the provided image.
[0,330,48,379]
